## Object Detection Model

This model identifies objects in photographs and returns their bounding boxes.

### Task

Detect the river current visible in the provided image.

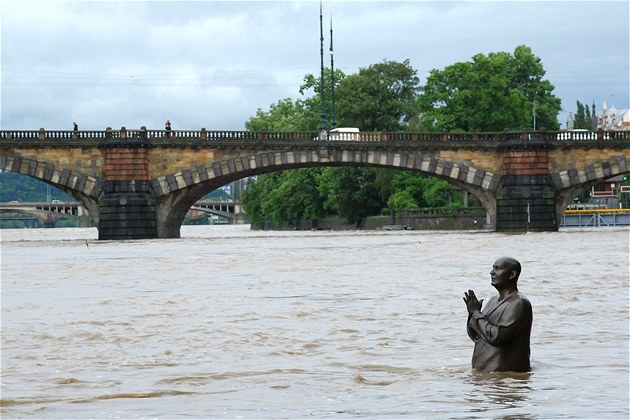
[1,226,628,419]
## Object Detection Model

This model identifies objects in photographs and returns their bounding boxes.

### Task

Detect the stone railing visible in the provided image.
[1,129,628,148]
[399,207,486,217]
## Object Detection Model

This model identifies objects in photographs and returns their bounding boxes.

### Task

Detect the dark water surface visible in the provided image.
[1,226,628,419]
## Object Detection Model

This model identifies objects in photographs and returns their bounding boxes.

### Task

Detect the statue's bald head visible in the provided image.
[501,257,521,282]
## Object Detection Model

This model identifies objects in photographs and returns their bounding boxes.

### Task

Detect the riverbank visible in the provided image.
[260,208,488,230]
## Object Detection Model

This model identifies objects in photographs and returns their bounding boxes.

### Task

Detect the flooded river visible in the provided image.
[1,226,628,418]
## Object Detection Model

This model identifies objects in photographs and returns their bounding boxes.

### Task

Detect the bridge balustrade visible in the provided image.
[1,129,628,148]
[2,130,41,140]
[401,207,485,216]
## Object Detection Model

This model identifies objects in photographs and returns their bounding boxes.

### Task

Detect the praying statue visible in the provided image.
[463,257,533,372]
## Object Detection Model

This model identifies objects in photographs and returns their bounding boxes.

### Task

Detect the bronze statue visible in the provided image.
[463,257,532,372]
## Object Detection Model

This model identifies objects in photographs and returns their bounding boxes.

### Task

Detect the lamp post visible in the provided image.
[533,99,537,130]
[330,16,336,129]
[319,2,327,140]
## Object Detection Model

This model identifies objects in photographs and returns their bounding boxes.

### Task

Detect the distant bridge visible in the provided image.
[0,201,84,227]
[190,201,246,223]
[0,200,243,227]
[1,128,628,239]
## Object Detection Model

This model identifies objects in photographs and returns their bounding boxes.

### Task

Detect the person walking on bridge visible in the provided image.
[165,120,172,138]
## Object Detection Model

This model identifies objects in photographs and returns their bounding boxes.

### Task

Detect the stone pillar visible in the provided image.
[496,142,557,232]
[99,146,157,239]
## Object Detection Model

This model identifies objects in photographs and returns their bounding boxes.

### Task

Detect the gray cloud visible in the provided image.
[2,1,628,131]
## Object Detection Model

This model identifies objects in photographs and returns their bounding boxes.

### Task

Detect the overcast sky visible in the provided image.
[1,1,628,131]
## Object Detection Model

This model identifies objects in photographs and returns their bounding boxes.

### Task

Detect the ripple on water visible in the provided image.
[0,227,628,418]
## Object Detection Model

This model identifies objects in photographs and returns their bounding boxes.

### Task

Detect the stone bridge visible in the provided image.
[1,128,628,239]
[0,201,83,227]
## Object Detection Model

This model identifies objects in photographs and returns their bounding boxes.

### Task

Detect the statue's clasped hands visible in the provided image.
[463,289,483,314]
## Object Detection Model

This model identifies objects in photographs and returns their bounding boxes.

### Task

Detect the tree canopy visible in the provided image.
[0,171,71,202]
[416,45,561,131]
[336,59,420,131]
[243,47,564,228]
[573,100,594,130]
[243,59,430,228]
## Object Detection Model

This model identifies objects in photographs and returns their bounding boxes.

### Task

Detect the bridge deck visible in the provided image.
[1,129,628,149]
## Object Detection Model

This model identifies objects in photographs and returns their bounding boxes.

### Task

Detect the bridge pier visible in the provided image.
[98,181,157,239]
[98,146,158,240]
[496,175,557,232]
[496,143,557,232]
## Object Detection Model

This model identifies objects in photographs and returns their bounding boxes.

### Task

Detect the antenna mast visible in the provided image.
[319,2,327,134]
[330,15,336,128]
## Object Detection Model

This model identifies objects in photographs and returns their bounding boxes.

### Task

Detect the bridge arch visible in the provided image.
[552,154,629,224]
[0,154,103,224]
[151,148,501,238]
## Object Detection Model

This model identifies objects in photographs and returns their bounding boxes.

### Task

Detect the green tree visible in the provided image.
[417,45,561,131]
[312,59,421,225]
[245,98,311,132]
[422,177,458,207]
[246,49,553,228]
[390,171,428,208]
[0,171,71,202]
[387,190,419,211]
[387,171,468,210]
[317,167,387,225]
[299,68,347,130]
[243,175,269,229]
[243,169,327,229]
[243,73,342,227]
[0,220,26,229]
[336,59,420,131]
[573,100,594,130]
[263,168,323,227]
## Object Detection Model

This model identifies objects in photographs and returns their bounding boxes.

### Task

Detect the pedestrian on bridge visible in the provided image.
[73,122,78,131]
[165,120,171,138]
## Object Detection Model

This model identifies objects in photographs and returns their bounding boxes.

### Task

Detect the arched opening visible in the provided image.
[153,151,498,238]
[0,171,98,228]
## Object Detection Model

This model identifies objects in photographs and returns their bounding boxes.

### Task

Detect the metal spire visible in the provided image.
[319,1,327,134]
[330,15,336,129]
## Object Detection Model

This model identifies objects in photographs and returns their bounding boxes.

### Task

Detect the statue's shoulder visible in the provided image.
[512,292,533,312]
[515,291,531,303]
